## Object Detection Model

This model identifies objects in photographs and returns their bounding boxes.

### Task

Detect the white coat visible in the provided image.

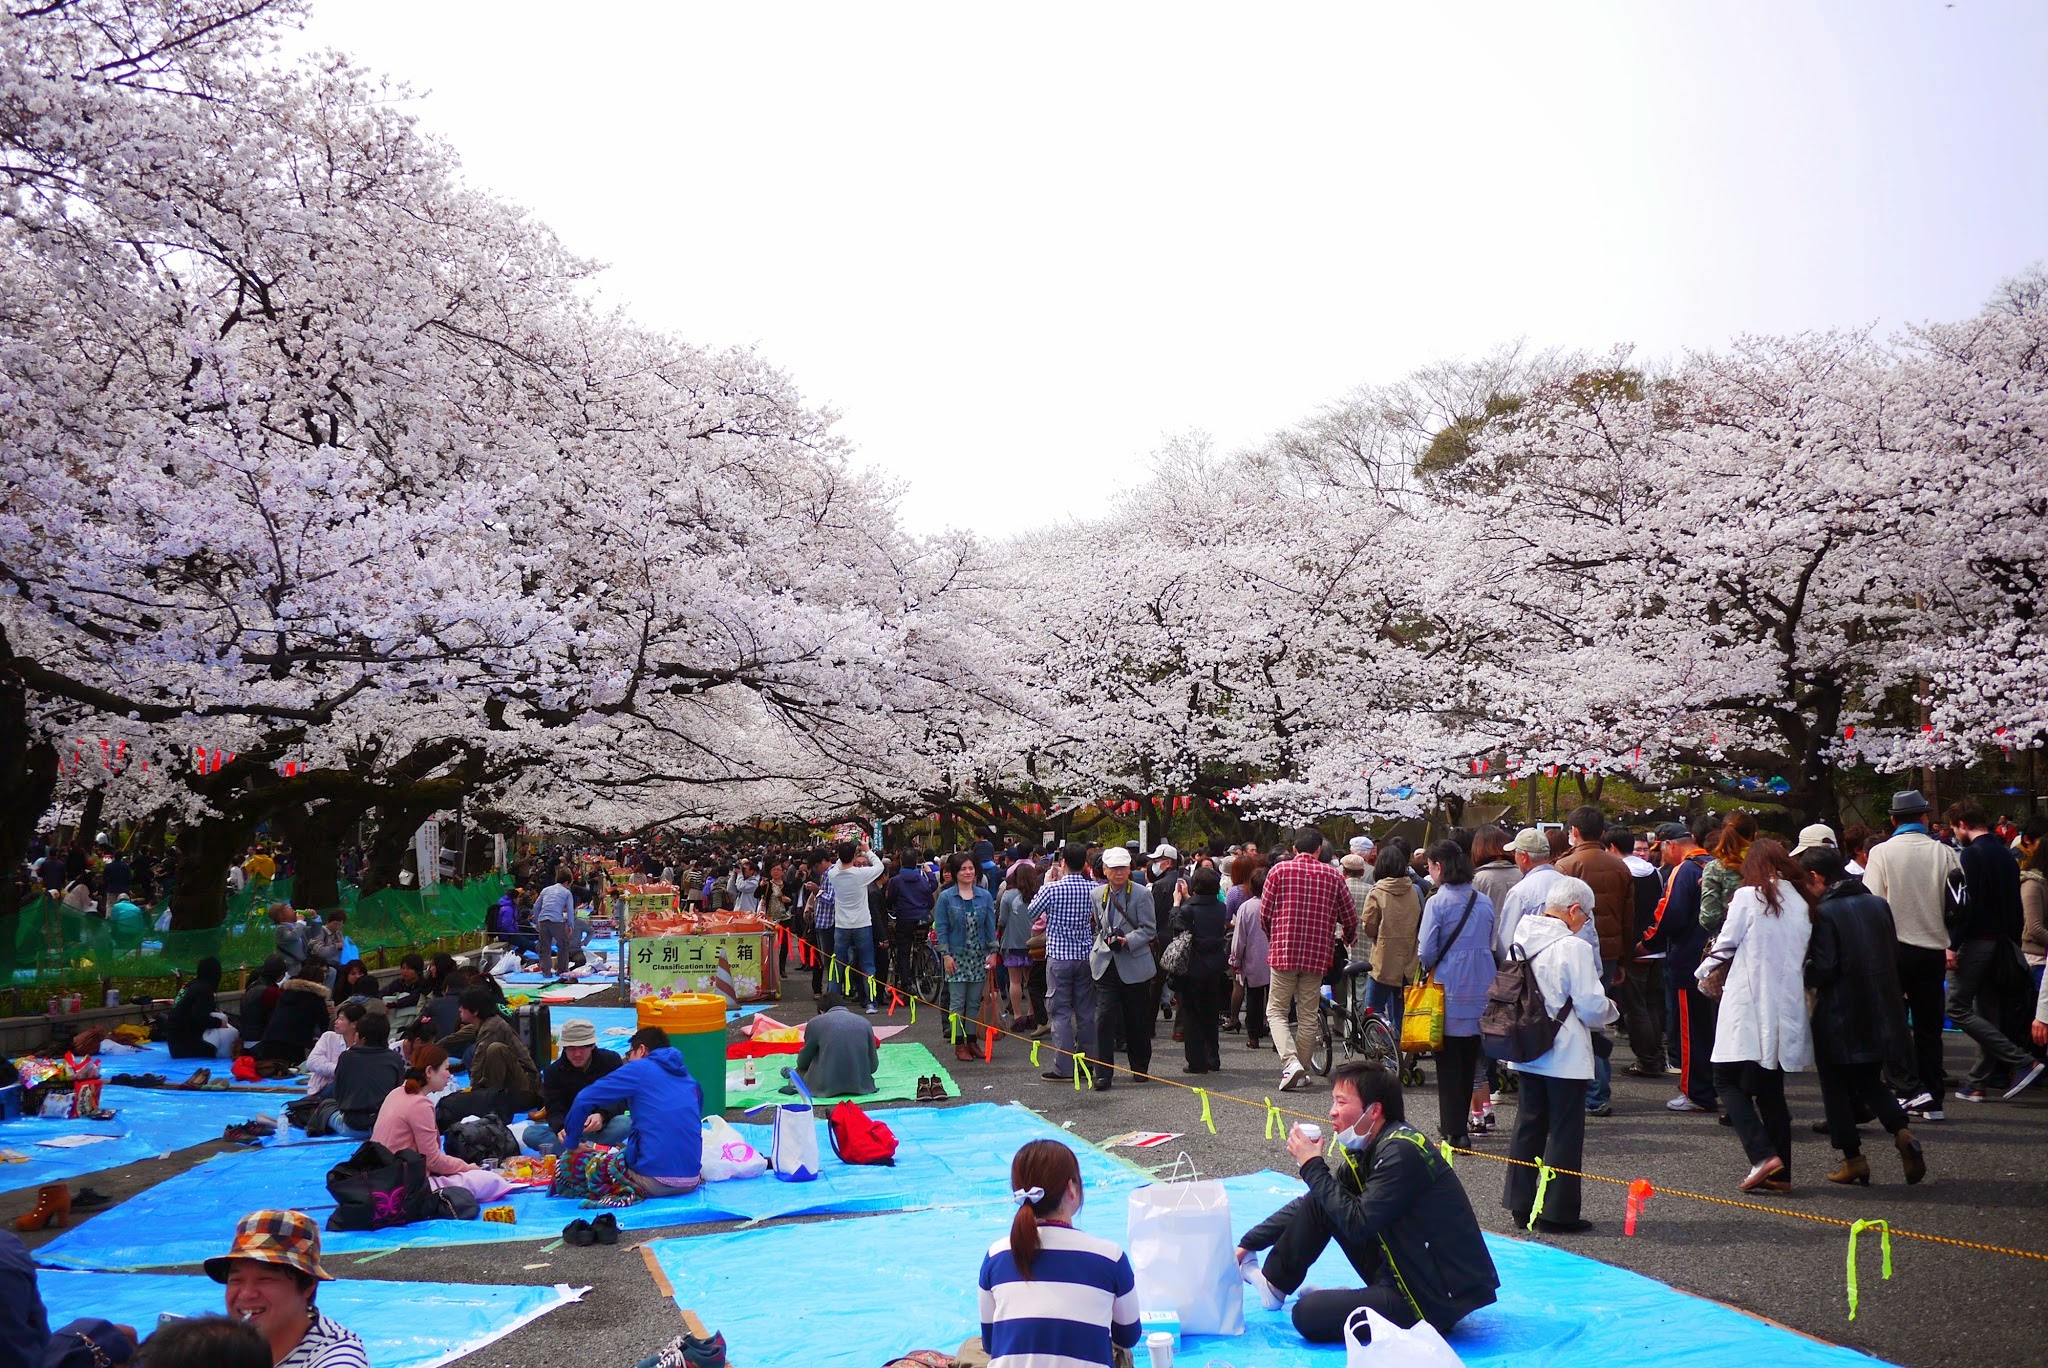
[1508,913,1617,1080]
[1700,881,1814,1072]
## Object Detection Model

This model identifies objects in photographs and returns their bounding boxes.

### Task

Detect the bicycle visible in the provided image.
[1310,964,1401,1077]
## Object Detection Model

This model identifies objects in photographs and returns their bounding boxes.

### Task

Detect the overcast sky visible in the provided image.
[294,2,2048,532]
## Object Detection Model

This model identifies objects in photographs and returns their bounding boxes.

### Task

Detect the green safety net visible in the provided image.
[1,873,510,991]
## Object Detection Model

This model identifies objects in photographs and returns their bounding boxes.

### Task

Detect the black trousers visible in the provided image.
[1502,1073,1587,1223]
[889,918,929,992]
[1254,1194,1427,1344]
[1895,943,1948,1105]
[1244,982,1270,1046]
[1673,972,1719,1107]
[1436,1034,1482,1143]
[1093,963,1152,1083]
[1180,972,1225,1071]
[1818,1059,1907,1158]
[1616,960,1665,1069]
[1714,1060,1792,1180]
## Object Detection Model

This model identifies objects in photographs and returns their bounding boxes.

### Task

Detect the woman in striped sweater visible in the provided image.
[977,1140,1142,1367]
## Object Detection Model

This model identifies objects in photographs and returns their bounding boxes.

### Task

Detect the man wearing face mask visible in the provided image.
[1233,1062,1499,1346]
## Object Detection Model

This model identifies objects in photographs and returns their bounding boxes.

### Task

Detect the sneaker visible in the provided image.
[864,1004,879,1015]
[1625,1062,1671,1078]
[1954,1087,1990,1103]
[1467,1112,1489,1136]
[1900,1091,1934,1112]
[1478,1107,1497,1133]
[1585,1102,1613,1118]
[1666,1095,1714,1113]
[1278,1060,1307,1092]
[2001,1061,2046,1100]
[1908,1105,1944,1122]
[1238,1251,1285,1311]
[682,1331,728,1368]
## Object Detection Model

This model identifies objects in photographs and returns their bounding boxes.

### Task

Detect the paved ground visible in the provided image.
[13,985,2045,1368]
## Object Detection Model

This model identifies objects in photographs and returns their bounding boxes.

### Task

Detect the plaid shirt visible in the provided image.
[809,881,836,932]
[1260,853,1358,974]
[1028,873,1100,962]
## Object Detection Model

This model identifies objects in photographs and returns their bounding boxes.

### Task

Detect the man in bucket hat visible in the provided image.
[523,1016,628,1156]
[207,1210,367,1367]
[1861,791,1962,1121]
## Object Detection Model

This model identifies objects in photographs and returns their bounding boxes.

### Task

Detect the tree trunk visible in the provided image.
[274,802,351,911]
[0,666,58,918]
[75,785,106,850]
[360,802,436,897]
[168,814,247,930]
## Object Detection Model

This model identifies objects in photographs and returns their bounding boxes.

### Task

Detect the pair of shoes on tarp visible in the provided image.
[914,1075,947,1102]
[563,1212,619,1246]
[639,1328,727,1368]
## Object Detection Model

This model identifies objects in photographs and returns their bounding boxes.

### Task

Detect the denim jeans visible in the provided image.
[523,1113,631,1156]
[1045,958,1098,1079]
[833,926,876,1006]
[1586,959,1616,1110]
[1363,978,1404,1051]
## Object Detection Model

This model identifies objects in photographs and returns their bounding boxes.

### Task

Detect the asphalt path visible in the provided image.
[13,984,2044,1368]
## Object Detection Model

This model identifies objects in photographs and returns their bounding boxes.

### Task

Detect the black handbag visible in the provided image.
[324,1141,433,1231]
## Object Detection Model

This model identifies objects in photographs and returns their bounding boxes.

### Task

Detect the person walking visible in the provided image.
[1503,876,1616,1234]
[1261,828,1359,1092]
[1231,867,1272,1051]
[1556,807,1634,1117]
[1168,866,1232,1073]
[1861,791,1962,1119]
[1089,847,1156,1089]
[996,860,1040,1034]
[1028,845,1100,1084]
[1356,841,1422,1051]
[1796,847,1926,1186]
[1638,817,1720,1111]
[1415,840,1496,1147]
[1943,802,2045,1100]
[1700,839,1813,1192]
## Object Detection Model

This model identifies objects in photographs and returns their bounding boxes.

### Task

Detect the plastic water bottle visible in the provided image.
[273,1106,291,1146]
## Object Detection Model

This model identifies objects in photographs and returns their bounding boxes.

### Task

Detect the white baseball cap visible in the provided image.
[1791,823,1837,855]
[1349,835,1376,856]
[1148,843,1178,861]
[1101,846,1132,869]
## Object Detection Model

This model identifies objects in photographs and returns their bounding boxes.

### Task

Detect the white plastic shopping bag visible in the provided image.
[1126,1171,1244,1336]
[1345,1306,1465,1368]
[699,1115,768,1181]
[743,1068,819,1182]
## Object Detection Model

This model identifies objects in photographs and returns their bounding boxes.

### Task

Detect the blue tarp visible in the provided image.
[34,1103,1143,1269]
[1,1086,326,1196]
[647,1170,1898,1368]
[36,1270,581,1368]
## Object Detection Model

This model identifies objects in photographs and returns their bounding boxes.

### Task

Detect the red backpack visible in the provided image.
[827,1100,898,1166]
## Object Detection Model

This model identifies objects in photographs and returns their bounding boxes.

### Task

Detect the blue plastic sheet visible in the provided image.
[36,1103,1143,1269]
[36,1270,581,1368]
[648,1171,1899,1368]
[100,1043,302,1089]
[1,1086,325,1195]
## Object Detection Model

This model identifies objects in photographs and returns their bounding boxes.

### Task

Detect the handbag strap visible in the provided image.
[1424,889,1480,977]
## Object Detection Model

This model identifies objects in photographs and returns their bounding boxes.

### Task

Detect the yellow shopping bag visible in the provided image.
[1401,974,1446,1052]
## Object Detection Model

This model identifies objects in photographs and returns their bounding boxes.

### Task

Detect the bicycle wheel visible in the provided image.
[1359,1012,1399,1069]
[1310,1003,1334,1076]
[914,947,946,1008]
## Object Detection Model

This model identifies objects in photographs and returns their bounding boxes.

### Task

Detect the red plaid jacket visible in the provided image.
[1259,853,1358,974]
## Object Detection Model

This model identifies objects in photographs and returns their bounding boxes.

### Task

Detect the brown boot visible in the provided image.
[955,1041,977,1063]
[1826,1154,1871,1186]
[1895,1128,1926,1185]
[14,1184,70,1232]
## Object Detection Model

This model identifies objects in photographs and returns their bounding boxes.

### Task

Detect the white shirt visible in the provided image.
[827,859,886,930]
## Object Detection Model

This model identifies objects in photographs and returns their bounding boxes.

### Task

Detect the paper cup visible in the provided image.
[1146,1330,1174,1368]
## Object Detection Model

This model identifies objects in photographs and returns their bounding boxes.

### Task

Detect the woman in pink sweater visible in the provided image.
[370,1045,512,1202]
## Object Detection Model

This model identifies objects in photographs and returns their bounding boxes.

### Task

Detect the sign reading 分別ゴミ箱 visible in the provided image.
[625,932,773,1001]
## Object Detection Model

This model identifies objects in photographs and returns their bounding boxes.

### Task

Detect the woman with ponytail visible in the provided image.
[369,1045,513,1202]
[975,1139,1141,1366]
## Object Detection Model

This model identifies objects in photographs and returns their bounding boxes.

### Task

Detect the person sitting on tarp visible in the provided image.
[436,986,541,1114]
[238,956,288,1049]
[166,957,241,1059]
[3,1227,140,1368]
[381,953,428,1011]
[329,1011,405,1141]
[1235,1060,1499,1346]
[254,956,333,1067]
[562,1026,705,1196]
[523,1017,627,1156]
[206,1210,368,1368]
[786,990,879,1098]
[422,971,469,1047]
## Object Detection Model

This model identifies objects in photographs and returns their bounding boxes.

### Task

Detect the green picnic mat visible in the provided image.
[724,1042,958,1110]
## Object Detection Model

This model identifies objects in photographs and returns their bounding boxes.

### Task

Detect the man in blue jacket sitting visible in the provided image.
[563,1026,705,1195]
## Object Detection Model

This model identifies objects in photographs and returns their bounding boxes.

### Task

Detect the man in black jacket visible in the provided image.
[1944,803,2044,1100]
[1236,1061,1499,1345]
[1797,848,1925,1185]
[521,1017,626,1155]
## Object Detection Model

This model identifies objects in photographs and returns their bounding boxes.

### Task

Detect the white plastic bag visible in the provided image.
[491,951,522,978]
[700,1115,768,1181]
[1126,1176,1244,1336]
[744,1069,819,1182]
[1345,1307,1465,1368]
